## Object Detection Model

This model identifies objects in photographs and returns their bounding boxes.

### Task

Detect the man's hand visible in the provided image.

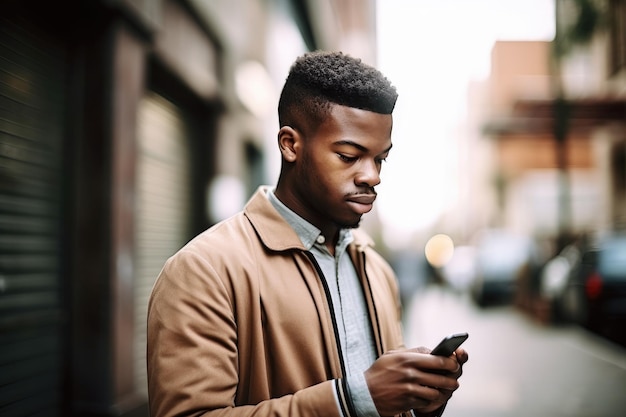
[364,347,468,417]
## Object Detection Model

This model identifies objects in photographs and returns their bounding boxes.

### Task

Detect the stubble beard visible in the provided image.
[299,149,363,231]
[336,217,362,230]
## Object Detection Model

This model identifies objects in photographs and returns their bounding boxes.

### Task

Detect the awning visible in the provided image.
[483,97,626,136]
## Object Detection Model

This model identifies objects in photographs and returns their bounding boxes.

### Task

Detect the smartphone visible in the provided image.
[430,332,468,356]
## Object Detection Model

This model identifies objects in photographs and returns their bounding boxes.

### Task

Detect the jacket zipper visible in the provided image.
[303,251,347,377]
[303,252,359,417]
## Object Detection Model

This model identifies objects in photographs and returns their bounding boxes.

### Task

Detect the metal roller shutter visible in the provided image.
[134,92,191,396]
[0,18,67,417]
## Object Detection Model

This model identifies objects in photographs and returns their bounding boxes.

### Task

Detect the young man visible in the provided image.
[147,51,468,417]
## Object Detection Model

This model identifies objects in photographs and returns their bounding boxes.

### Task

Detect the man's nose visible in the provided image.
[355,159,381,187]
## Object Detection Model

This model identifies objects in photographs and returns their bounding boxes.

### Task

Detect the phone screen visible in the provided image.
[430,332,468,356]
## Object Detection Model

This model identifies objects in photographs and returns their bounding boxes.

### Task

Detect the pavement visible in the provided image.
[402,285,626,417]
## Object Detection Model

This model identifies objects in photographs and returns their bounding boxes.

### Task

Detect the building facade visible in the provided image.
[479,0,626,250]
[0,0,377,415]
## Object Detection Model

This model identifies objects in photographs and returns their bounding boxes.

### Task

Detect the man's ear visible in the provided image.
[278,126,300,162]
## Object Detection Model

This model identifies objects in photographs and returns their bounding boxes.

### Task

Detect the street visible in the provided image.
[403,285,626,417]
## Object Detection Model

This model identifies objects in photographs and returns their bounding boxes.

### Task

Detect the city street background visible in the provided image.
[403,285,626,417]
[3,0,626,415]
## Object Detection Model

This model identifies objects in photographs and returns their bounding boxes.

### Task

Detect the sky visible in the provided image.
[374,0,556,248]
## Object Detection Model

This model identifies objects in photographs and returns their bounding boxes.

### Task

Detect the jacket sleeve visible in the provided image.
[146,249,342,417]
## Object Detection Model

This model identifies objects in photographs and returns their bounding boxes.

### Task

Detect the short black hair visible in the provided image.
[278,50,398,132]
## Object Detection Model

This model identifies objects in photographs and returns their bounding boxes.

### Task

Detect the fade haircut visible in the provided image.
[278,50,398,134]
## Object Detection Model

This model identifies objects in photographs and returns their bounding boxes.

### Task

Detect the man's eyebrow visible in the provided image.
[334,140,393,154]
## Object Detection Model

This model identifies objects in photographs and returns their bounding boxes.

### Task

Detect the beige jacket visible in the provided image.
[147,187,407,417]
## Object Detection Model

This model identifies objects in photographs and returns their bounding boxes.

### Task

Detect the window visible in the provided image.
[609,0,626,74]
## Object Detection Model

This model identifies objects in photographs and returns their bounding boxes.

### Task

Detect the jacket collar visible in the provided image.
[244,186,375,253]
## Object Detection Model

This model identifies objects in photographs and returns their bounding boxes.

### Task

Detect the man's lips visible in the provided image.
[346,193,377,214]
[347,194,377,205]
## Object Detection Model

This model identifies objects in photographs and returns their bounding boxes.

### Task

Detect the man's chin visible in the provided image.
[337,219,361,230]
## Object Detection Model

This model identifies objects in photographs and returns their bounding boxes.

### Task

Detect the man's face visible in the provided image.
[293,105,393,231]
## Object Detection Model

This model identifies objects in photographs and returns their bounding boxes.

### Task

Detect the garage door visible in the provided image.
[0,17,67,416]
[134,92,192,396]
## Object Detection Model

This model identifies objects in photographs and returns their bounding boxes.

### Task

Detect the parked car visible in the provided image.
[440,245,477,294]
[558,234,626,344]
[470,229,536,307]
[539,243,582,322]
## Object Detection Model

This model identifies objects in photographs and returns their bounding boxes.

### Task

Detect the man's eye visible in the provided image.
[338,154,358,163]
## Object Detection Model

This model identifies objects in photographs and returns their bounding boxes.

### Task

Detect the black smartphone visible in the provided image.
[430,332,468,356]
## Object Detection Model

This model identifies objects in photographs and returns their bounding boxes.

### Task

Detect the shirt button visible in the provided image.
[316,235,326,244]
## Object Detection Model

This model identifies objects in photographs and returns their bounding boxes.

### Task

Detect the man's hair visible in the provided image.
[278,51,398,132]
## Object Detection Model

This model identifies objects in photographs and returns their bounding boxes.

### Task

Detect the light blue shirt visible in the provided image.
[267,189,380,417]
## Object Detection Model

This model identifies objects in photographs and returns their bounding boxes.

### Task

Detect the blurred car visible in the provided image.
[470,229,536,307]
[539,243,582,322]
[440,245,477,293]
[559,233,626,344]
